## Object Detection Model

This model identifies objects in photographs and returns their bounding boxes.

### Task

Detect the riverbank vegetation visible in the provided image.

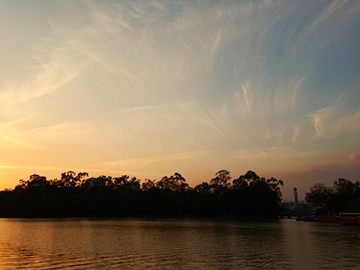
[306,178,360,214]
[0,170,284,218]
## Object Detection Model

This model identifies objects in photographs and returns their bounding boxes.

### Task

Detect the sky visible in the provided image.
[0,0,359,200]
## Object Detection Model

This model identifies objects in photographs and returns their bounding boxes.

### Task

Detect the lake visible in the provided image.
[0,218,359,269]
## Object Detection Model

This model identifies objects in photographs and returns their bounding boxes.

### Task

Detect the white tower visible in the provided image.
[293,187,298,211]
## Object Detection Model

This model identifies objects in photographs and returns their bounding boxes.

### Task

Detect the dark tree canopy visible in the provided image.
[0,170,284,218]
[306,179,360,214]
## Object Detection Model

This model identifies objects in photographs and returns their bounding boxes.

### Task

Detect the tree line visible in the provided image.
[0,170,284,218]
[306,178,360,214]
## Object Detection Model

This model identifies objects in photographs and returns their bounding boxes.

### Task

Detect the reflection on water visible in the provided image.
[0,218,359,269]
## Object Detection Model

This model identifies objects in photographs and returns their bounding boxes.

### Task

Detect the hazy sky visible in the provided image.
[1,0,359,199]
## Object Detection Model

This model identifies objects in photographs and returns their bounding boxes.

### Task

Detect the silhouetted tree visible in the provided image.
[305,183,334,213]
[141,179,156,191]
[210,170,231,194]
[0,170,285,218]
[231,171,283,216]
[306,179,360,214]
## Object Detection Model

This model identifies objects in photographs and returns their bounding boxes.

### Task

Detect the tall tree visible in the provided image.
[210,170,231,193]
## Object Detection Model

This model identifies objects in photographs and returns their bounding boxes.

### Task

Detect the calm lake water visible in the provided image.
[0,218,359,269]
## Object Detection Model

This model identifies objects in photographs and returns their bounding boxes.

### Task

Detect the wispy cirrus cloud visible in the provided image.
[309,104,360,139]
[1,0,359,197]
[96,149,212,169]
[230,147,317,161]
[0,121,92,154]
[307,0,359,32]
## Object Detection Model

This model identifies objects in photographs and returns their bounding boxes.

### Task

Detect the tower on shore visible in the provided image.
[293,187,298,211]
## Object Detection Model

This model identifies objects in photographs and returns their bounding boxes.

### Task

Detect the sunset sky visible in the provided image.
[1,0,359,200]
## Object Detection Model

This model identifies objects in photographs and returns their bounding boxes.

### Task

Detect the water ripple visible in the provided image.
[0,218,360,269]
